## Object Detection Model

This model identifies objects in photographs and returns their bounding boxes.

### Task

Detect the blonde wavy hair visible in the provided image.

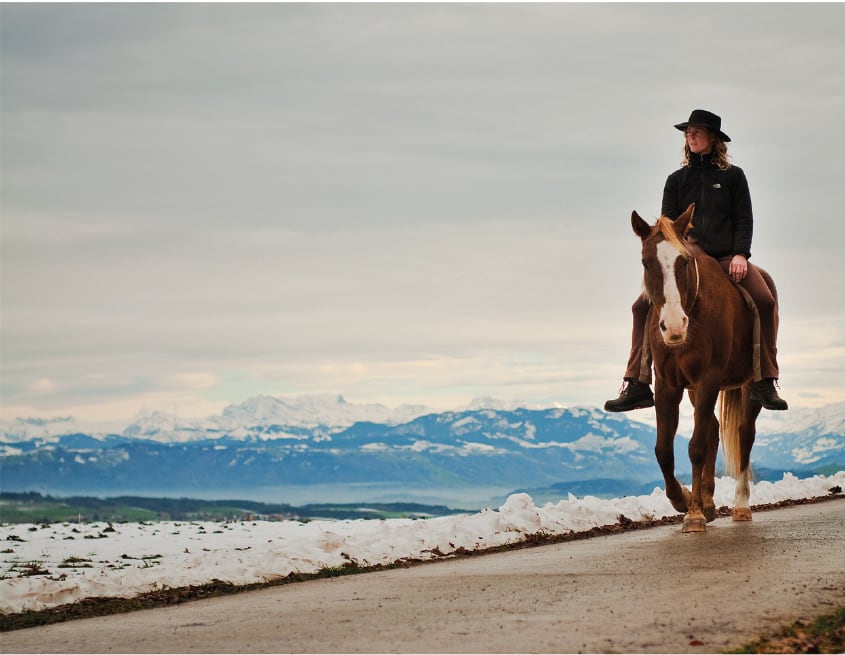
[682,136,731,170]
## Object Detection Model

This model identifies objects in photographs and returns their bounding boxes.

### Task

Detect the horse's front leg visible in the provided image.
[684,386,720,533]
[689,388,719,523]
[654,384,688,514]
[702,423,719,523]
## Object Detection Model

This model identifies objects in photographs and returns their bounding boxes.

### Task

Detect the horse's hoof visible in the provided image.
[670,486,692,513]
[682,513,707,533]
[704,505,717,523]
[732,507,752,522]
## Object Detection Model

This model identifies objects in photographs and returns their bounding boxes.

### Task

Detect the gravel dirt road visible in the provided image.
[3,499,843,654]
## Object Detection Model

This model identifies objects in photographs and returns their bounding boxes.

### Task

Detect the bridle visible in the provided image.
[687,254,701,311]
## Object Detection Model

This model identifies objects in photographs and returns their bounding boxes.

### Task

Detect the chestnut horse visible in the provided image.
[632,203,772,532]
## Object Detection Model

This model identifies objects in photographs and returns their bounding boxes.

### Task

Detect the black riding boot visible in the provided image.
[604,378,655,412]
[750,378,789,411]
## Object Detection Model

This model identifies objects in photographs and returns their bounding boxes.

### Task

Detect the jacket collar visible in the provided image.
[688,151,714,168]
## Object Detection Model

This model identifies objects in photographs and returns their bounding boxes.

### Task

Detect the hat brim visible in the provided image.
[674,122,731,142]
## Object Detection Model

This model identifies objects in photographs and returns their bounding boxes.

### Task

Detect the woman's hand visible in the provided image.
[729,254,748,282]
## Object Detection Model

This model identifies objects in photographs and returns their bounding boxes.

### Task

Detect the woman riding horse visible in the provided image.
[631,205,766,531]
[605,109,788,413]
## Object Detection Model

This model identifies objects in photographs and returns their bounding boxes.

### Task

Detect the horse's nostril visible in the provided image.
[659,320,667,332]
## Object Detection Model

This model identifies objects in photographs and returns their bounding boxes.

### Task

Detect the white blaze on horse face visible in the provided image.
[656,240,689,344]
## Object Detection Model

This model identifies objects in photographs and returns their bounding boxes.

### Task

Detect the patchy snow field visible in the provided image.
[2,472,842,614]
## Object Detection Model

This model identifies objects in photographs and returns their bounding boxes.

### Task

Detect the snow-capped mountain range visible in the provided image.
[3,394,843,445]
[0,394,556,444]
[1,395,843,503]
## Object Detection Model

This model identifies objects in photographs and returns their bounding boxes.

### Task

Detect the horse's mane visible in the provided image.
[656,215,693,258]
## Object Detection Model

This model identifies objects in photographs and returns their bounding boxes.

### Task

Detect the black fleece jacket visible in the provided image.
[661,152,754,260]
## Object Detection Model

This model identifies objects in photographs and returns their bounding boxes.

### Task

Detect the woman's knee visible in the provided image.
[744,269,776,313]
[746,283,776,313]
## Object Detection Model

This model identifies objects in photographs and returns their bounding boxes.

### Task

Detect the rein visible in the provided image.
[688,256,701,310]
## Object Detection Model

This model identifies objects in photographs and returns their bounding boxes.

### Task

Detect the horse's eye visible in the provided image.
[642,260,648,269]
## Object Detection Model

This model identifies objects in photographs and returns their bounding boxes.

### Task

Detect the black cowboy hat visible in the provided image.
[674,109,731,142]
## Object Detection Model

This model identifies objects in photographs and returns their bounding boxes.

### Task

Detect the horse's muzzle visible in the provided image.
[659,307,689,345]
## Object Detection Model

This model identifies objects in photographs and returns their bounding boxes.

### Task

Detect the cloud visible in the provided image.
[2,3,844,422]
[25,378,56,394]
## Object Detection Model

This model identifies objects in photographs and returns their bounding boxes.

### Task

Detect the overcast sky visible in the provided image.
[2,3,844,426]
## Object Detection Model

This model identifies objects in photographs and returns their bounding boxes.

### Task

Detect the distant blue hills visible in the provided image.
[1,402,842,506]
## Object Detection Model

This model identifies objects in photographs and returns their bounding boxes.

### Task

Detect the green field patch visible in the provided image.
[1,492,469,524]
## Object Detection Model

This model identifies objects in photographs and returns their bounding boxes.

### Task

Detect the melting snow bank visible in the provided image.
[2,472,843,614]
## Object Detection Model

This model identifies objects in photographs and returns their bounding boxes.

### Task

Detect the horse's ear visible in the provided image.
[674,203,696,237]
[631,211,651,239]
